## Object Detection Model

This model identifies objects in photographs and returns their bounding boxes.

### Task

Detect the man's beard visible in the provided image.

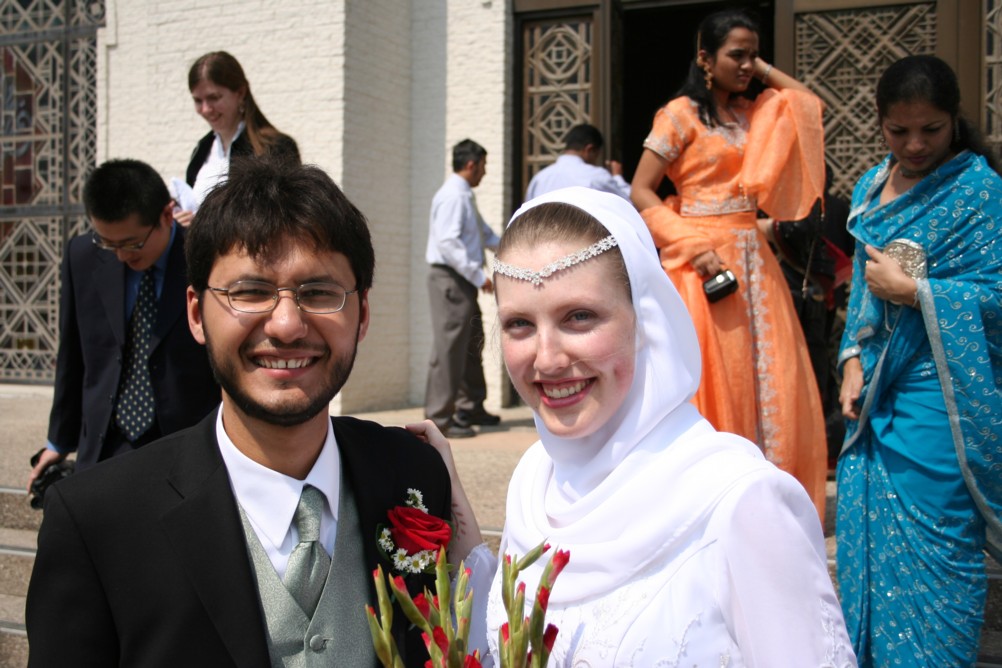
[203,327,360,427]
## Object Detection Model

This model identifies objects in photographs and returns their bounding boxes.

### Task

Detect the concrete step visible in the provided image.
[0,529,35,600]
[0,627,27,668]
[0,489,40,533]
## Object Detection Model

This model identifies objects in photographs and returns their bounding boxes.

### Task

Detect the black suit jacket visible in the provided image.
[185,130,301,186]
[46,226,220,468]
[26,413,452,667]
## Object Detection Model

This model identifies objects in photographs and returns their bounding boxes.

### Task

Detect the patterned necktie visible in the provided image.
[284,485,331,616]
[115,270,156,441]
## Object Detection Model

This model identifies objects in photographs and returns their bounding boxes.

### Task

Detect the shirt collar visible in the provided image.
[215,408,341,550]
[213,121,246,158]
[448,172,472,192]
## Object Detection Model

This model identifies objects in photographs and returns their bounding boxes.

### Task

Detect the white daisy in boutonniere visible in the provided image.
[376,488,452,575]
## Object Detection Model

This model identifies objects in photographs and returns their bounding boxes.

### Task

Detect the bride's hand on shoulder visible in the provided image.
[406,420,459,480]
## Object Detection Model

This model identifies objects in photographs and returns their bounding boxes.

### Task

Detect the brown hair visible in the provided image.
[188,51,284,156]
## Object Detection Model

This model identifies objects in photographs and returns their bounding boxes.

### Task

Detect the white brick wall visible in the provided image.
[99,0,345,180]
[408,0,512,411]
[96,0,514,413]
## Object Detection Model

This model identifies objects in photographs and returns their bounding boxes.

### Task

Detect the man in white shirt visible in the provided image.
[524,124,632,201]
[424,139,501,438]
[27,160,451,668]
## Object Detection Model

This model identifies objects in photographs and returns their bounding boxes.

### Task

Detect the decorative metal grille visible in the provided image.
[0,0,104,382]
[795,3,937,200]
[986,0,1002,158]
[522,18,594,189]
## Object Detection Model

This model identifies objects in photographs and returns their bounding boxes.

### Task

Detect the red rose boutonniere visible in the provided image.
[377,488,452,575]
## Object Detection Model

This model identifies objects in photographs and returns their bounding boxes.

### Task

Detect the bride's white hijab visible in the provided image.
[497,187,723,603]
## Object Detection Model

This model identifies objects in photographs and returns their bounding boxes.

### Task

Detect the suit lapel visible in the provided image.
[94,249,127,347]
[152,225,187,350]
[159,416,270,668]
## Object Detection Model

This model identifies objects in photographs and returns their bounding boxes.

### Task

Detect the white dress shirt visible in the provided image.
[192,122,246,207]
[215,408,340,579]
[524,154,632,202]
[425,173,500,288]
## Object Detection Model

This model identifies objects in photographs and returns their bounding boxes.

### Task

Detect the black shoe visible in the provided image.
[454,409,501,428]
[443,424,476,439]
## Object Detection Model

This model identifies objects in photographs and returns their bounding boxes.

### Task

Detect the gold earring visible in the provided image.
[700,61,713,90]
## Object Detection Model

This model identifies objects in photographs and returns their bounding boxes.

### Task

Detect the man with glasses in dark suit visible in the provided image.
[28,159,219,492]
[26,159,451,667]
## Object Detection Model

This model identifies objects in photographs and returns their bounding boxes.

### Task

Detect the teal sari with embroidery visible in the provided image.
[836,151,1002,667]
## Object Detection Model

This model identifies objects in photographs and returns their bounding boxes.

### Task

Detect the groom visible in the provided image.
[26,159,451,667]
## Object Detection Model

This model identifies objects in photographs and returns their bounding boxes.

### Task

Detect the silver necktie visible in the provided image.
[284,485,331,616]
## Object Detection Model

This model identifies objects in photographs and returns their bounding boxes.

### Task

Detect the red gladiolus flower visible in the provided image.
[537,585,551,611]
[413,593,431,619]
[388,506,452,553]
[501,622,510,643]
[432,626,450,654]
[543,624,559,652]
[464,654,483,668]
[393,575,407,591]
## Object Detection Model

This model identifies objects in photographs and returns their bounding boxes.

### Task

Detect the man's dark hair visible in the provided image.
[452,139,487,172]
[83,159,170,228]
[186,159,375,293]
[564,124,604,152]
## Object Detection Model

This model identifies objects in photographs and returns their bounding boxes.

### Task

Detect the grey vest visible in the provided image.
[239,477,377,667]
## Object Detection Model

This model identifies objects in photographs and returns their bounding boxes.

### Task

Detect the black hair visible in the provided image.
[497,202,630,300]
[186,158,375,293]
[564,124,604,151]
[674,9,760,128]
[83,159,170,227]
[877,55,1000,173]
[452,139,487,172]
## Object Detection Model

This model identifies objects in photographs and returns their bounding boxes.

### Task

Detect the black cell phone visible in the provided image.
[703,269,738,303]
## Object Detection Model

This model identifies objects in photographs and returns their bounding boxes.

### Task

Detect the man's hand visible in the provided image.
[27,449,67,493]
[605,159,624,177]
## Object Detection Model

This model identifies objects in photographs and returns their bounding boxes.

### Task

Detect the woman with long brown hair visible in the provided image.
[175,51,299,226]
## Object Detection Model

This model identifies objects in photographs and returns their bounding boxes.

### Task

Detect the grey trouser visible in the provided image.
[424,264,487,429]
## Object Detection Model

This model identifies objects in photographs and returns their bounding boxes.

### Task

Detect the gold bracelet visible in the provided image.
[761,64,773,85]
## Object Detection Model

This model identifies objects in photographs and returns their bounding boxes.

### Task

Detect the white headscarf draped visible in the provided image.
[498,187,755,603]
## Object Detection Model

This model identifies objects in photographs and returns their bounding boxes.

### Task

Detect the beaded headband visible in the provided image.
[492,235,619,286]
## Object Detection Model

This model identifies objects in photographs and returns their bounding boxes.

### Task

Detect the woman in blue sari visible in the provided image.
[837,55,1002,667]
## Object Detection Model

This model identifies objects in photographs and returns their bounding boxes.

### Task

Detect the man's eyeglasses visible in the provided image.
[207,280,359,314]
[91,224,157,252]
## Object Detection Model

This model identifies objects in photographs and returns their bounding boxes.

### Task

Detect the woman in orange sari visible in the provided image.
[631,9,828,518]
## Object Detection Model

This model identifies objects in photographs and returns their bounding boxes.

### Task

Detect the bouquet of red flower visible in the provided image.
[366,535,569,668]
[367,548,480,668]
[496,542,569,668]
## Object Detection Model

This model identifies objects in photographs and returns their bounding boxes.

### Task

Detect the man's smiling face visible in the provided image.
[187,239,368,427]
